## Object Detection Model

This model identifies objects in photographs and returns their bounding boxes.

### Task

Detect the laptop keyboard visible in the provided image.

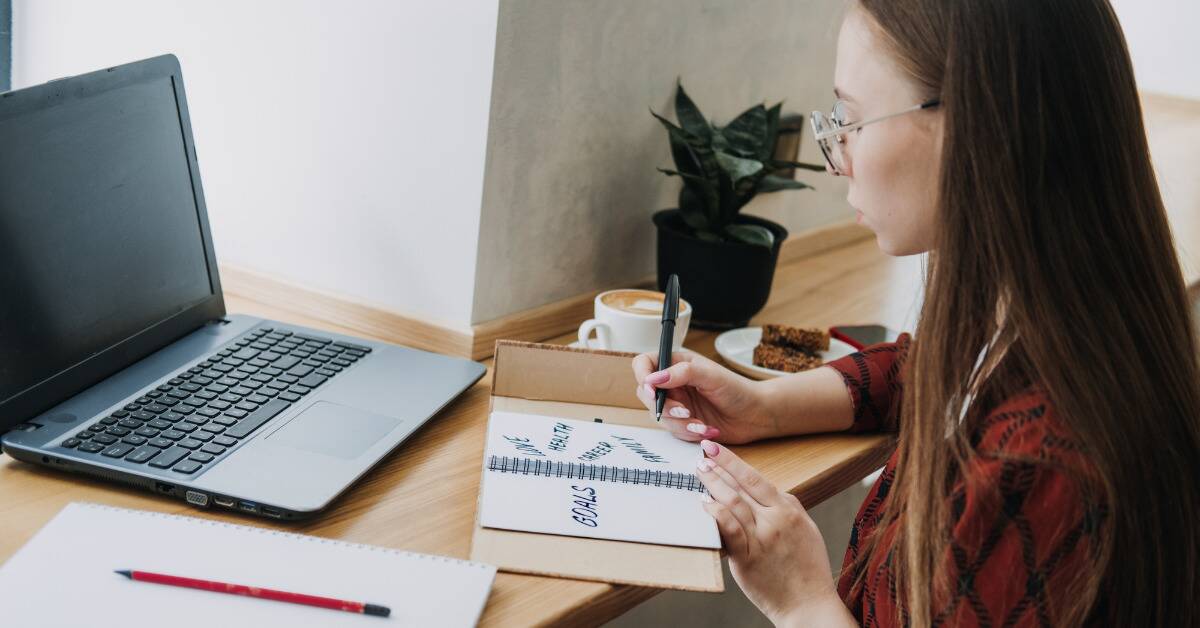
[57,326,371,476]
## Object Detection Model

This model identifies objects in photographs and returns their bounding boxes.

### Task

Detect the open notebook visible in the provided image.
[479,411,721,549]
[0,503,496,627]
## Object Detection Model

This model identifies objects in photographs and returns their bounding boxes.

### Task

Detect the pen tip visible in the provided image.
[114,570,132,579]
[655,412,662,422]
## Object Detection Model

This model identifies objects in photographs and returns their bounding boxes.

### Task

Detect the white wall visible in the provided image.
[1111,0,1200,100]
[13,0,498,329]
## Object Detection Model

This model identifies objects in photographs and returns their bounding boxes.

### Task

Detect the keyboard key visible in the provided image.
[61,438,81,448]
[191,376,213,386]
[201,423,225,434]
[317,368,337,377]
[160,430,185,441]
[99,417,118,426]
[213,416,237,427]
[126,445,160,463]
[158,397,180,407]
[262,367,284,377]
[234,401,259,413]
[209,400,232,411]
[135,427,159,438]
[149,447,190,469]
[180,383,202,392]
[149,437,174,449]
[168,389,191,399]
[279,392,302,403]
[278,374,299,384]
[197,407,220,418]
[76,431,93,440]
[225,399,292,439]
[289,385,312,396]
[93,434,118,445]
[124,403,141,412]
[148,419,172,430]
[88,424,107,433]
[182,415,207,427]
[294,333,332,345]
[178,438,203,450]
[247,394,270,405]
[119,419,144,429]
[189,452,215,463]
[333,341,371,353]
[101,443,134,458]
[168,378,185,386]
[112,410,130,418]
[219,393,243,404]
[266,381,289,391]
[332,358,353,367]
[173,461,203,474]
[190,431,213,442]
[144,404,168,414]
[273,356,301,370]
[286,365,314,378]
[248,359,270,368]
[131,410,156,421]
[122,435,148,446]
[232,348,259,360]
[173,423,197,433]
[195,390,218,401]
[200,444,226,456]
[161,411,184,422]
[79,442,105,454]
[298,374,328,388]
[224,408,248,419]
[240,381,263,391]
[214,435,237,447]
[260,351,283,362]
[146,391,163,399]
[136,396,154,405]
[105,426,131,437]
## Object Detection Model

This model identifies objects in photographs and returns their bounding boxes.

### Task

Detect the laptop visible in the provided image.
[0,55,487,520]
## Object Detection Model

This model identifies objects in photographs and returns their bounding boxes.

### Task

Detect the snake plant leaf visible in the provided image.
[761,102,782,161]
[721,104,768,157]
[696,230,724,243]
[660,168,720,226]
[725,223,776,248]
[674,81,712,141]
[714,151,764,183]
[678,185,712,231]
[768,158,827,172]
[757,174,813,193]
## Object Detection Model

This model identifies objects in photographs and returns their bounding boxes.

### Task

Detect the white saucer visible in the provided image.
[714,327,857,380]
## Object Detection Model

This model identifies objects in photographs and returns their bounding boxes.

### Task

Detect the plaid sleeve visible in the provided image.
[825,333,911,433]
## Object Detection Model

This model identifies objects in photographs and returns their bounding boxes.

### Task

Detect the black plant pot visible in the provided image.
[653,209,788,330]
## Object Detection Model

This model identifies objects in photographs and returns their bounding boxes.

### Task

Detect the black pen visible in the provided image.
[656,274,681,421]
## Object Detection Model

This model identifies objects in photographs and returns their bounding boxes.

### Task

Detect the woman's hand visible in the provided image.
[695,440,857,627]
[633,350,771,444]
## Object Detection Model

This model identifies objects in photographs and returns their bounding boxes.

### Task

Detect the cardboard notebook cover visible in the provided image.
[469,340,724,592]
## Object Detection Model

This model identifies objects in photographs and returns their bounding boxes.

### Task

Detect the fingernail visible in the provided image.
[671,407,691,419]
[700,492,714,503]
[646,370,669,385]
[685,422,707,434]
[701,440,720,457]
[703,427,721,439]
[696,458,714,472]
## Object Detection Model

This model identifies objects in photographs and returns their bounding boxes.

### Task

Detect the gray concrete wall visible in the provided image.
[472,0,851,324]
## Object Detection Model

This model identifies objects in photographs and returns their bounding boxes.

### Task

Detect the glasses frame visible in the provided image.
[810,98,941,175]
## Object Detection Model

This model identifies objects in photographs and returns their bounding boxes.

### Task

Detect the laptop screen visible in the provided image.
[0,70,216,410]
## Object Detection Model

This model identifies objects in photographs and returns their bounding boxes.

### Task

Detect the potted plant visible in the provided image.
[652,82,823,329]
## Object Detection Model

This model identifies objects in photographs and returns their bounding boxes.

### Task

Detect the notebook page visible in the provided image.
[478,411,721,548]
[0,503,496,627]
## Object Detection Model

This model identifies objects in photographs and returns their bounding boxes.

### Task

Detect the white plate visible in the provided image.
[714,327,857,380]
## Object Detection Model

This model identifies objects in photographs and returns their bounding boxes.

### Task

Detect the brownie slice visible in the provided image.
[752,343,824,373]
[761,324,830,353]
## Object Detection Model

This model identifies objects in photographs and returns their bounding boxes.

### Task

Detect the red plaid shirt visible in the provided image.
[826,335,1106,626]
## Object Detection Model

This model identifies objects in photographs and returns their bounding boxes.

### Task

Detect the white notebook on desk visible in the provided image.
[479,411,721,549]
[0,502,496,627]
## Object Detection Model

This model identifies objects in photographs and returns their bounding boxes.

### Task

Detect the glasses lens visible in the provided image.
[810,111,845,174]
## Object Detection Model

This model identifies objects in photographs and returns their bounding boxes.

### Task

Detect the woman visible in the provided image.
[633,1,1200,625]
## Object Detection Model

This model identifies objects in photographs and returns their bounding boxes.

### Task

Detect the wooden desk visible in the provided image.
[0,238,918,627]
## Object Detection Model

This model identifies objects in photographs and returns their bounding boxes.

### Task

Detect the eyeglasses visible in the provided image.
[810,98,941,175]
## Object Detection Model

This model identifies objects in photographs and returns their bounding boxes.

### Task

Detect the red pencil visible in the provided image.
[115,569,390,618]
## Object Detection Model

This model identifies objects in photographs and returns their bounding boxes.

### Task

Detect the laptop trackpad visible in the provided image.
[267,401,403,460]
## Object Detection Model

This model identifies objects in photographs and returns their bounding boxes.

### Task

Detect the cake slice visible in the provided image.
[761,324,830,353]
[752,343,824,373]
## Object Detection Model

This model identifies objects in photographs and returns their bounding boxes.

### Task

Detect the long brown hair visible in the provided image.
[853,0,1200,625]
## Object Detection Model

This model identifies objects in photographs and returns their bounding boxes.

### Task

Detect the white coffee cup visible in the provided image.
[577,289,692,353]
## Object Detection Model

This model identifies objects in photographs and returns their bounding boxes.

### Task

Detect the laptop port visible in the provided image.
[185,491,209,507]
[213,496,235,508]
[238,501,257,513]
[260,506,284,519]
[155,482,175,495]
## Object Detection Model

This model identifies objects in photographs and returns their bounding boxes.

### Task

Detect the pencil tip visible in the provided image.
[114,570,132,579]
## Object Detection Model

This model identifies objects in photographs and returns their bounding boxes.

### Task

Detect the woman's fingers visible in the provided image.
[701,440,781,508]
[697,457,757,534]
[702,494,748,556]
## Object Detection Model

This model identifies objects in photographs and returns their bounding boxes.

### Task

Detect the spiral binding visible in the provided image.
[74,502,490,569]
[486,455,707,493]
